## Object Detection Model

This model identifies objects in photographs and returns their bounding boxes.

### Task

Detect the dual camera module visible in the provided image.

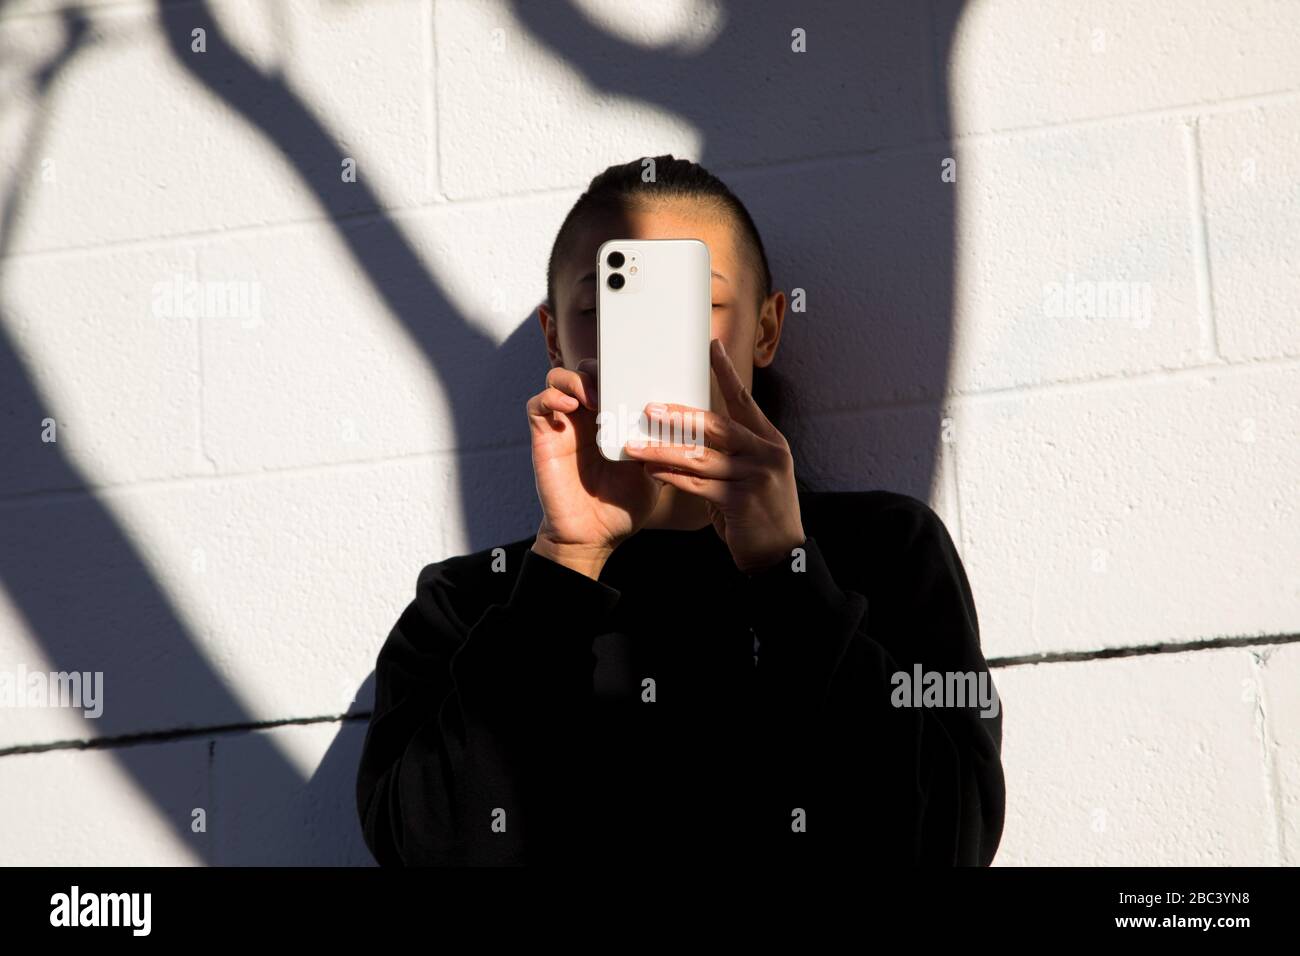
[606,250,627,289]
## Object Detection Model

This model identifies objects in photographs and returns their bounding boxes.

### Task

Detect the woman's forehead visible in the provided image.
[574,204,737,259]
[561,205,742,295]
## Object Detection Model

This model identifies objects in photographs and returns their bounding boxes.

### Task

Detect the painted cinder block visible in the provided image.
[0,737,210,865]
[956,363,1300,657]
[942,0,1300,135]
[992,648,1279,866]
[1199,98,1300,362]
[0,0,428,257]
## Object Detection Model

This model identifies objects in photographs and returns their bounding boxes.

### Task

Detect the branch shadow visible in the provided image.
[1,0,965,863]
[0,6,305,866]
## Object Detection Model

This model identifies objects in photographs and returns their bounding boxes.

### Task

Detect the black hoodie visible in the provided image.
[356,489,1005,866]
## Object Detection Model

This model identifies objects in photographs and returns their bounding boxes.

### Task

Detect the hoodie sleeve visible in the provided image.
[743,494,1005,866]
[355,546,620,866]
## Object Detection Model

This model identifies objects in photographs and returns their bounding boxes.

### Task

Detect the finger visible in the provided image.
[644,402,762,456]
[574,359,600,411]
[546,364,597,411]
[527,386,580,424]
[546,364,597,410]
[640,463,727,503]
[624,438,752,480]
[709,338,781,442]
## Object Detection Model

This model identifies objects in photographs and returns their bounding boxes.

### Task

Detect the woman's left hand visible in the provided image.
[624,337,806,574]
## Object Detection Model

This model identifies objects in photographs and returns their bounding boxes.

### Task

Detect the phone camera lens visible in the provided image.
[606,251,625,269]
[607,273,626,290]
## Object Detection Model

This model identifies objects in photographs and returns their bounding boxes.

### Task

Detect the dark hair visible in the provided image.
[545,155,801,453]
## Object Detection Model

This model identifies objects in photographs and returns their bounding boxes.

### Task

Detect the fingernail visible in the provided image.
[646,402,666,417]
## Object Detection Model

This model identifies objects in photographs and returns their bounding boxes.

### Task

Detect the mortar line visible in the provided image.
[948,428,965,559]
[3,632,1297,758]
[921,0,946,143]
[1249,650,1289,864]
[3,348,1297,506]
[0,441,530,508]
[0,712,370,759]
[193,248,218,474]
[426,0,442,203]
[990,631,1300,668]
[1185,117,1221,360]
[801,353,1300,421]
[8,88,1300,268]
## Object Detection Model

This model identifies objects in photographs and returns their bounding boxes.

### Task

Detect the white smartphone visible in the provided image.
[596,238,712,462]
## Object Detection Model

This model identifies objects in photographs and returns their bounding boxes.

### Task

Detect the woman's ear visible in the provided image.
[753,289,787,369]
[537,302,563,367]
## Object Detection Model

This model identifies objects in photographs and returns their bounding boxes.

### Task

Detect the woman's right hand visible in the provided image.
[525,359,662,578]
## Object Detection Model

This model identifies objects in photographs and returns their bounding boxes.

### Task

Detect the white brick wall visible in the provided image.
[0,0,1295,865]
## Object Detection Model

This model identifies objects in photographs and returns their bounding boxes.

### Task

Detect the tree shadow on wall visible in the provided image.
[0,0,967,863]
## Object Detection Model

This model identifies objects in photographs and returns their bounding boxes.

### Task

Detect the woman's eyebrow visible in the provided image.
[712,271,729,283]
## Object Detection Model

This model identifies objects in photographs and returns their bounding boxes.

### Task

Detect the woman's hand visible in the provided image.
[623,338,806,574]
[526,359,662,578]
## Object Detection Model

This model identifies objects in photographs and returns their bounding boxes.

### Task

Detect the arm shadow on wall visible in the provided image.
[0,0,966,863]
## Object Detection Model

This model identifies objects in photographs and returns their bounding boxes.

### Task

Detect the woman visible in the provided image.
[355,155,1005,867]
